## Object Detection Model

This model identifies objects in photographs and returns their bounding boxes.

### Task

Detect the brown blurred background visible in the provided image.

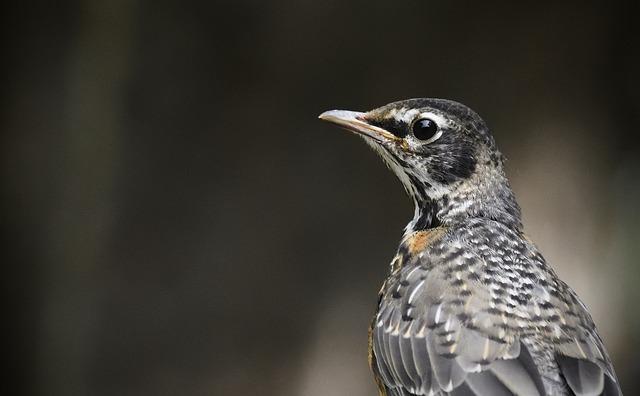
[4,1,640,395]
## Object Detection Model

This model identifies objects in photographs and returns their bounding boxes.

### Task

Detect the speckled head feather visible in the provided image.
[320,98,521,234]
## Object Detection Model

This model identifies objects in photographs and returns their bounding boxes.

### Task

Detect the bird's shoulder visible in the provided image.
[372,218,621,395]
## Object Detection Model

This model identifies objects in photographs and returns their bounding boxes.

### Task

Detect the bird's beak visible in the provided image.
[318,110,399,143]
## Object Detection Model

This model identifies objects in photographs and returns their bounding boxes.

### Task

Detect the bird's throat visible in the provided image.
[404,169,523,235]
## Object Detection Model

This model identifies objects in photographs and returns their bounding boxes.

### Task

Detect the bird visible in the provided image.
[318,98,622,396]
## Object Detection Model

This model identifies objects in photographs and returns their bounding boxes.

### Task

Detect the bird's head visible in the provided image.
[320,98,521,231]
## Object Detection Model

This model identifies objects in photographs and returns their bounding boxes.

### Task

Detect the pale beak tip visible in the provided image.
[318,109,364,123]
[318,110,343,121]
[318,111,331,120]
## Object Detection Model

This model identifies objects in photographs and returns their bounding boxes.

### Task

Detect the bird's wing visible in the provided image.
[551,284,621,396]
[373,248,546,396]
[372,240,621,396]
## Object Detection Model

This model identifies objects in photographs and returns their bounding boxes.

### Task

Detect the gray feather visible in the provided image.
[399,332,422,389]
[410,334,434,394]
[490,357,542,396]
[465,370,513,396]
[603,373,622,396]
[389,333,414,388]
[383,329,402,384]
[427,332,466,391]
[556,355,604,396]
[450,382,478,396]
[373,327,396,386]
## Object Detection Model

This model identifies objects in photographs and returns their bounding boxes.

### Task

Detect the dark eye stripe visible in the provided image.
[368,118,408,138]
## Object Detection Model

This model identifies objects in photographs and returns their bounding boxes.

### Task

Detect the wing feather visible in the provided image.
[465,370,513,396]
[389,332,415,388]
[427,331,466,391]
[552,288,621,396]
[399,331,423,389]
[556,355,604,396]
[410,333,434,394]
[490,345,545,396]
[374,322,396,386]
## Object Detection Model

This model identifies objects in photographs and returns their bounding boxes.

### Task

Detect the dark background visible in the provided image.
[4,1,640,395]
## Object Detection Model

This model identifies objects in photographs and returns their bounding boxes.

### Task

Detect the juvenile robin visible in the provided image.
[319,99,621,396]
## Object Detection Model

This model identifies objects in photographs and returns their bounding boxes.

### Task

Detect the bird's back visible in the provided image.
[370,218,620,396]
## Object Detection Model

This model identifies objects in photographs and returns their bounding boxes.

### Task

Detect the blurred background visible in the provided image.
[4,1,640,395]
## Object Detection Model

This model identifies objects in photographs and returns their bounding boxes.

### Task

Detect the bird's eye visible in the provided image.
[412,118,441,142]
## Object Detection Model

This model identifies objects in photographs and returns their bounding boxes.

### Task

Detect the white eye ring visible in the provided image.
[423,129,442,144]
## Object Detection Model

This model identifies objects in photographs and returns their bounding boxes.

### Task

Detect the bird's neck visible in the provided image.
[405,163,522,235]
